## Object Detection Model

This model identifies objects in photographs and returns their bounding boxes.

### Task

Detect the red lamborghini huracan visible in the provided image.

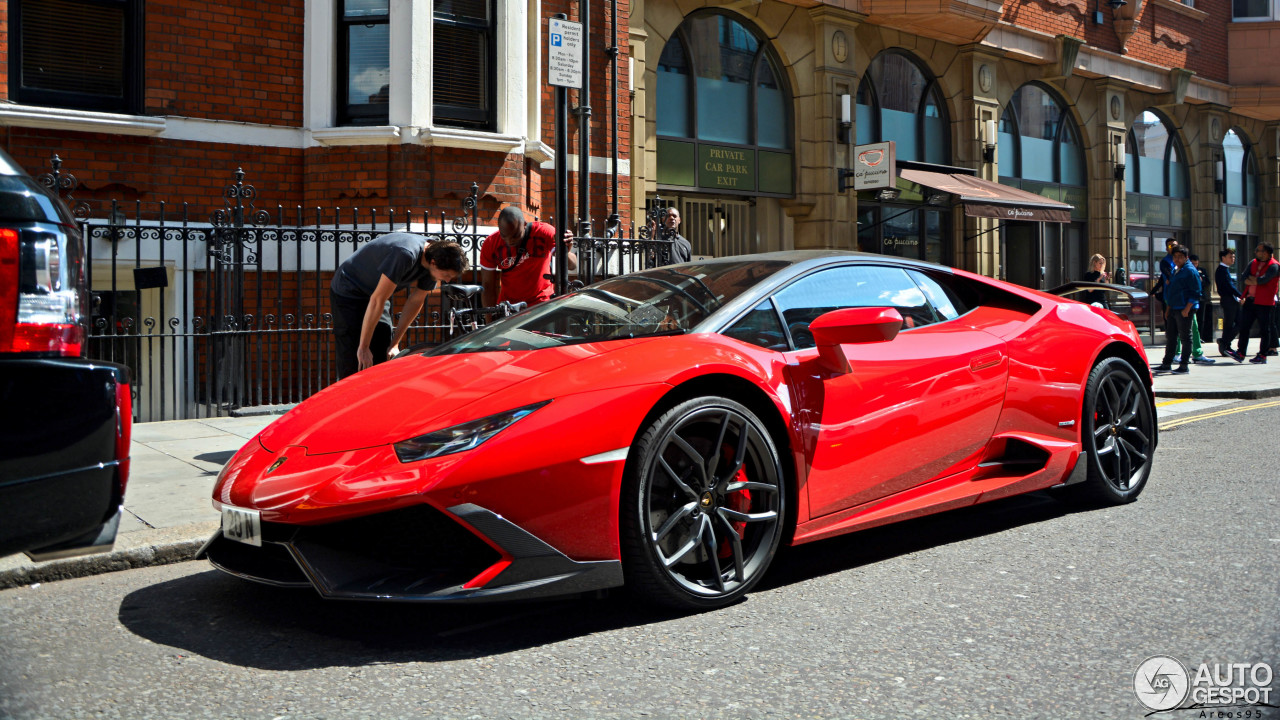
[200,251,1157,609]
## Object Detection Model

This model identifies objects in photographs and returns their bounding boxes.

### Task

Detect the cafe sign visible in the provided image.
[852,141,896,191]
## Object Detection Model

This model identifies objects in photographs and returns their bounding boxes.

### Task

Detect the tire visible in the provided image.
[1069,357,1156,505]
[620,396,786,610]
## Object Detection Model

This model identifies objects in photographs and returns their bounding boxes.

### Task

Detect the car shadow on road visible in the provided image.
[117,490,1076,670]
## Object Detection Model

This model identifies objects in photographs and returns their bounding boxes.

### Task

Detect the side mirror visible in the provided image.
[810,307,903,373]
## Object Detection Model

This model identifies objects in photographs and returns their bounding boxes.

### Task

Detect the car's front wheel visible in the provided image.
[1072,356,1156,504]
[621,396,785,610]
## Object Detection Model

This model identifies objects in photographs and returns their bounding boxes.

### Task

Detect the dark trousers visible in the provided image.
[1198,302,1213,343]
[331,290,391,379]
[1161,310,1193,368]
[1219,299,1239,348]
[1224,301,1275,358]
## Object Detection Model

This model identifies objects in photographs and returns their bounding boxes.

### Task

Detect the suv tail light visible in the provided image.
[0,227,83,356]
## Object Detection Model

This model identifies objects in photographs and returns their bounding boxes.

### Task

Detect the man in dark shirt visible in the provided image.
[1216,249,1241,356]
[330,234,467,378]
[656,207,693,265]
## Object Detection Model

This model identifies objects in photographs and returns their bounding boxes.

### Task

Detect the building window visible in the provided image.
[1223,129,1261,255]
[433,0,495,130]
[1126,111,1189,200]
[9,0,141,114]
[996,83,1087,224]
[338,0,390,125]
[654,12,794,197]
[1232,0,1276,20]
[855,51,949,165]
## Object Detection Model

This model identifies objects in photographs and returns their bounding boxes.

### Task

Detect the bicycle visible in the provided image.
[440,283,527,337]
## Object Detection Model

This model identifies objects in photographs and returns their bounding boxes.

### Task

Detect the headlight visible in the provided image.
[393,400,551,463]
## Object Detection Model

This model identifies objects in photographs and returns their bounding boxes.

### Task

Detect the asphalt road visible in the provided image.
[2,402,1278,720]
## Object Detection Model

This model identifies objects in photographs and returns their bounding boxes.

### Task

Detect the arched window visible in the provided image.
[1125,111,1189,198]
[654,13,793,196]
[1223,128,1262,265]
[855,52,949,164]
[1223,129,1260,208]
[997,84,1085,186]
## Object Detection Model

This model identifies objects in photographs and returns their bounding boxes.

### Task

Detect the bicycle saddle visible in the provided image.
[442,284,484,301]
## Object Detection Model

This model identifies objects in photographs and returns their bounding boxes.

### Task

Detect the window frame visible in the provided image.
[336,0,391,126]
[854,50,951,165]
[1231,0,1277,21]
[8,0,143,115]
[432,0,497,131]
[998,83,1086,187]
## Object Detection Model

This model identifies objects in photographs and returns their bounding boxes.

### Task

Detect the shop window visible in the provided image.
[1232,0,1275,19]
[657,37,691,138]
[855,52,950,164]
[9,0,141,114]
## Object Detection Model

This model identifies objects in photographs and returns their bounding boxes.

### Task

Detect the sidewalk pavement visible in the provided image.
[3,343,1279,590]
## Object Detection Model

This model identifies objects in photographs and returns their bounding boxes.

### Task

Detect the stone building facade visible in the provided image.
[630,0,1280,297]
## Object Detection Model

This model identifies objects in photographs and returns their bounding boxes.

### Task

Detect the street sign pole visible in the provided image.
[548,15,583,296]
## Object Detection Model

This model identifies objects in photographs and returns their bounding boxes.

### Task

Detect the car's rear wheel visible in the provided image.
[621,396,785,610]
[1071,357,1156,504]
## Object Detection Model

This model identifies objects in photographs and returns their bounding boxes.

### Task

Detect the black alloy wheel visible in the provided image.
[1075,357,1156,504]
[621,396,785,610]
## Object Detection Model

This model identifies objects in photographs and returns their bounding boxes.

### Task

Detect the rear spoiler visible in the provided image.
[1045,281,1148,305]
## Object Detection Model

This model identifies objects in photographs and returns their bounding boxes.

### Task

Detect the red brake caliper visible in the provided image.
[718,449,752,559]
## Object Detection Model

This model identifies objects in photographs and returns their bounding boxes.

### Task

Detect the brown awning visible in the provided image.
[900,168,1073,223]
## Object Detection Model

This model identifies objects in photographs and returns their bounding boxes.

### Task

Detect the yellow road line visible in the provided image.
[1156,398,1192,408]
[1158,399,1280,431]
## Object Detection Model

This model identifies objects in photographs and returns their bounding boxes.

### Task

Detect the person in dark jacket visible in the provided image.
[1157,245,1200,375]
[1222,242,1280,364]
[1216,248,1242,356]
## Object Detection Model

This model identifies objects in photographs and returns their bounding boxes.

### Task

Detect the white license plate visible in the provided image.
[221,506,262,547]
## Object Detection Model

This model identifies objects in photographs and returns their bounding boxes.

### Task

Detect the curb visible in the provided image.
[0,521,217,590]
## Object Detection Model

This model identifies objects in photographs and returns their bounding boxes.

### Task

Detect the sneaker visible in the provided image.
[1268,349,1278,357]
[1218,340,1229,356]
[1192,356,1216,365]
[1249,355,1268,364]
[1226,349,1245,363]
[1155,364,1173,373]
[1172,365,1190,374]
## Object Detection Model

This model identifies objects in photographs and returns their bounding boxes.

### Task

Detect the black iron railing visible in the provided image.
[39,158,672,422]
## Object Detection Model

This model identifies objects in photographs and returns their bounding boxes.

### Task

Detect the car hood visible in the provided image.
[258,339,651,453]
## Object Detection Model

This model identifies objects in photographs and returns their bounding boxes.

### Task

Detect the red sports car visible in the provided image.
[200,251,1157,609]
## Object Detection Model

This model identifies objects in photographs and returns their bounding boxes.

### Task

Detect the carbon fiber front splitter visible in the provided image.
[198,502,623,603]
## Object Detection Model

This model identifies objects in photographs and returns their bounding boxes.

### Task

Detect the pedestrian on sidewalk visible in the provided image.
[1172,254,1215,365]
[1216,248,1241,356]
[1157,244,1200,375]
[330,234,468,379]
[1192,254,1214,346]
[1083,253,1109,307]
[1221,242,1279,364]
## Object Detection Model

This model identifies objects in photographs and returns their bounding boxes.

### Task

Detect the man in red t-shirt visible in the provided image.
[480,206,576,308]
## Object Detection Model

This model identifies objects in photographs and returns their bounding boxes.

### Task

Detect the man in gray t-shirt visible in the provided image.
[330,233,465,378]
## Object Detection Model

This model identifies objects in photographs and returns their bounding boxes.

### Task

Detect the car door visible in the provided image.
[778,265,1009,519]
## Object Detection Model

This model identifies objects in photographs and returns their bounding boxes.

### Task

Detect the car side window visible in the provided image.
[908,270,963,321]
[773,266,939,350]
[722,300,789,351]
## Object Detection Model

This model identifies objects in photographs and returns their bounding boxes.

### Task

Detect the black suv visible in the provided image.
[0,148,131,560]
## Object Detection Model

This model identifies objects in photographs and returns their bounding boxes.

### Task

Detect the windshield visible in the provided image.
[427,260,787,355]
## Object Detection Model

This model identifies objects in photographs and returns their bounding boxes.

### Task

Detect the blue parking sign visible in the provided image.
[551,33,562,46]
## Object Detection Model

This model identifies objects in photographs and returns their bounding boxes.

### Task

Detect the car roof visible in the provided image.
[670,250,959,333]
